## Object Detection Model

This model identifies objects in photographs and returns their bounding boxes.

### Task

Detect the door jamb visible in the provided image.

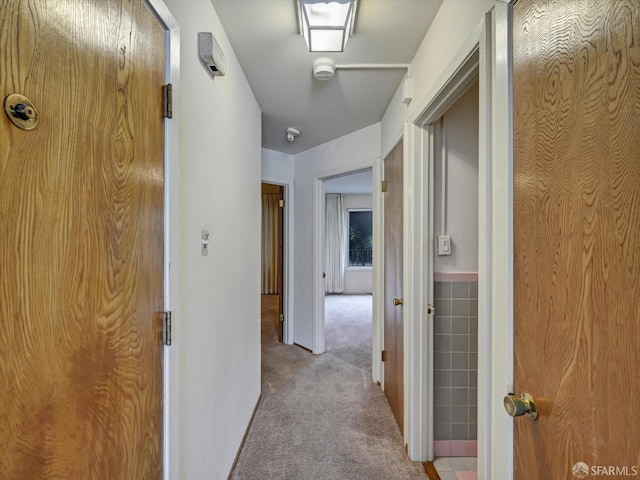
[403,10,503,470]
[372,156,384,385]
[143,1,180,478]
[405,20,483,462]
[488,2,515,478]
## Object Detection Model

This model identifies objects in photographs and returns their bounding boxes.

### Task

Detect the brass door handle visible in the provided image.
[393,298,403,306]
[503,392,538,420]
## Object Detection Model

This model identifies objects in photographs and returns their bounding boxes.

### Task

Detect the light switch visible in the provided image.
[437,235,451,256]
[201,229,210,256]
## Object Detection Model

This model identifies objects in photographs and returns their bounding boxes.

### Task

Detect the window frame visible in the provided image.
[346,208,373,270]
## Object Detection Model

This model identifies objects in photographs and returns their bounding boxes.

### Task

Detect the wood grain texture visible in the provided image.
[423,461,441,480]
[383,140,404,434]
[0,0,165,478]
[513,0,640,478]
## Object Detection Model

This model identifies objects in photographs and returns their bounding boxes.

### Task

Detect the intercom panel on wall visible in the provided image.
[198,32,226,78]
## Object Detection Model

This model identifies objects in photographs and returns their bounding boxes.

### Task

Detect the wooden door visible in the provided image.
[0,0,166,478]
[513,0,640,478]
[261,183,284,342]
[383,140,404,433]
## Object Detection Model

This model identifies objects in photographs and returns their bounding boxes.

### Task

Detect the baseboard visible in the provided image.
[294,342,313,353]
[227,393,262,480]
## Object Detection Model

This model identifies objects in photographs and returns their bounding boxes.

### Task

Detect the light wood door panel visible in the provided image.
[513,0,640,477]
[0,0,165,477]
[383,140,404,434]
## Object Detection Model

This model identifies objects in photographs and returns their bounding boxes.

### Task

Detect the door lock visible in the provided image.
[504,392,538,420]
[4,94,38,130]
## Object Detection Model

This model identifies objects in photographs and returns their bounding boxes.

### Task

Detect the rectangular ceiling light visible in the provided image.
[298,0,357,53]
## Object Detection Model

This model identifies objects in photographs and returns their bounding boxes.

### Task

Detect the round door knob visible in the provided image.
[503,392,538,420]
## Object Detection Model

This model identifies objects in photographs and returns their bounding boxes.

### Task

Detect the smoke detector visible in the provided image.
[287,127,301,142]
[312,57,336,81]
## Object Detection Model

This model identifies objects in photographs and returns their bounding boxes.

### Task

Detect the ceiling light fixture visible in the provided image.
[312,57,336,80]
[297,0,357,53]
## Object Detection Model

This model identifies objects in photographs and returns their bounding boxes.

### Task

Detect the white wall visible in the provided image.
[343,195,373,294]
[381,0,494,157]
[293,124,381,348]
[434,81,479,273]
[164,1,262,479]
[262,148,294,185]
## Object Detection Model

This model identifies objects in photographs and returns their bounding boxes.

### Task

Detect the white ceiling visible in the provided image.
[210,0,443,154]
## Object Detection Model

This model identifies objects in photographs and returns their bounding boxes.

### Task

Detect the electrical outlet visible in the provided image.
[437,235,451,256]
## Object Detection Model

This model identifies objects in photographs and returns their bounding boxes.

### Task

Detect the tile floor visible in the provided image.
[433,457,477,480]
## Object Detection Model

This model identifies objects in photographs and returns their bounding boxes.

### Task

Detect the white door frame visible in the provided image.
[311,159,377,355]
[402,4,515,478]
[487,2,515,479]
[371,154,384,385]
[403,16,485,462]
[144,1,180,478]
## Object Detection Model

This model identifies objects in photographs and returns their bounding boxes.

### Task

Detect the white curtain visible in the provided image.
[261,193,280,294]
[325,194,346,293]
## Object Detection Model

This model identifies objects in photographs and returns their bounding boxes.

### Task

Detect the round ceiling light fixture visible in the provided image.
[312,57,336,81]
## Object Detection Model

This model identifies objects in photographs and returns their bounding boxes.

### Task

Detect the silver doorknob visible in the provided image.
[503,392,538,420]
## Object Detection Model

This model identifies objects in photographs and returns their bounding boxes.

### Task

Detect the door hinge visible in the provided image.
[279,313,285,323]
[279,199,285,208]
[381,180,387,192]
[381,350,388,362]
[162,311,172,346]
[163,84,173,118]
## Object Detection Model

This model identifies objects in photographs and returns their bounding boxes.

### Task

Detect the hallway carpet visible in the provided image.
[230,295,427,480]
[324,294,372,372]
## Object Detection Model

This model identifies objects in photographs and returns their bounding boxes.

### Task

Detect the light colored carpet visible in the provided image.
[324,294,372,372]
[230,295,427,480]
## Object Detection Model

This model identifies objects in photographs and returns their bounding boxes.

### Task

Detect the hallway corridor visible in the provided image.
[230,295,427,480]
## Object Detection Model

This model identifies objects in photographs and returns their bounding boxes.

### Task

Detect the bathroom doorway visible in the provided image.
[430,79,480,479]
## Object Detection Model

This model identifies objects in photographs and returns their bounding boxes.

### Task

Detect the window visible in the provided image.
[348,210,372,267]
